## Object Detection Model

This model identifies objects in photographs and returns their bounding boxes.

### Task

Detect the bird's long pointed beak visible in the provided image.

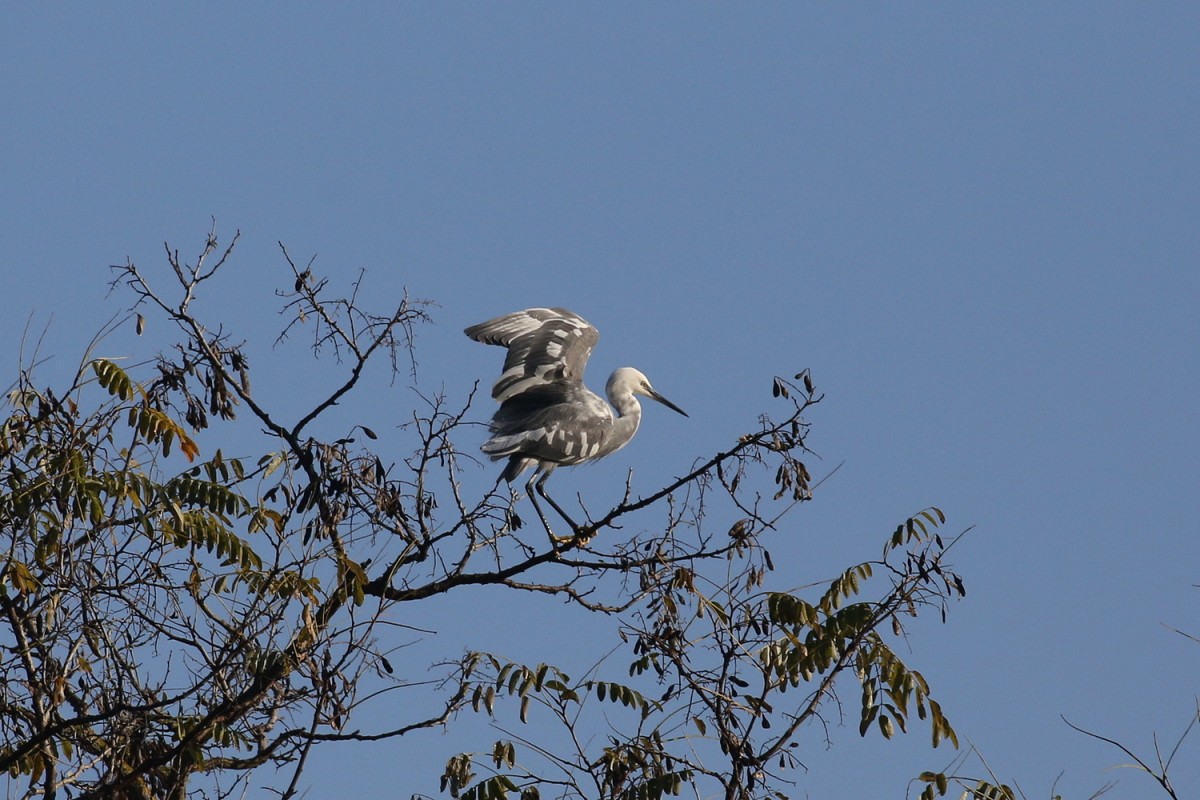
[649,389,688,417]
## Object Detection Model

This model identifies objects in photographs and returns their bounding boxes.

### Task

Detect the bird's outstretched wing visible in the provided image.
[465,308,600,402]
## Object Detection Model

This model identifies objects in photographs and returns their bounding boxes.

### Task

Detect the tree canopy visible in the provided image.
[0,230,979,799]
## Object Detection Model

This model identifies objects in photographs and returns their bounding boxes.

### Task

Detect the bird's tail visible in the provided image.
[501,456,535,483]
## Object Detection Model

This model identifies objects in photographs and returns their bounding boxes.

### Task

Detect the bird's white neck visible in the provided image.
[609,391,643,420]
[596,390,642,459]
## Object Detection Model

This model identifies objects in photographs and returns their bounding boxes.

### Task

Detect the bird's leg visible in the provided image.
[525,472,565,548]
[534,473,583,545]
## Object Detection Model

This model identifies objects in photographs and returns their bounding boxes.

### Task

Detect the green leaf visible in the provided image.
[92,359,137,401]
[878,714,894,738]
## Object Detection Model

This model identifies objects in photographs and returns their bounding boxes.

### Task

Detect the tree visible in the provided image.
[0,227,967,799]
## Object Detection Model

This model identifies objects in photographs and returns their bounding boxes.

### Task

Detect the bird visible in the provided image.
[465,307,687,542]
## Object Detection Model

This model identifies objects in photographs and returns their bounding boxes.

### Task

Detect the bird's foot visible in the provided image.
[572,526,596,548]
[548,525,595,553]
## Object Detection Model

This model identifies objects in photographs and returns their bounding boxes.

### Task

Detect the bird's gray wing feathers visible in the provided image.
[486,382,608,434]
[464,308,600,402]
[481,383,614,464]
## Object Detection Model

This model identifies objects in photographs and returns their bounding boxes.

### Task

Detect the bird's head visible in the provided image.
[609,367,688,417]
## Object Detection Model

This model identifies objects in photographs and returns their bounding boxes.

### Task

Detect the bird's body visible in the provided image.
[465,307,687,540]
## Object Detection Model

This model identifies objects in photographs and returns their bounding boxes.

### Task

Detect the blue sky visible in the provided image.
[3,4,1198,798]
